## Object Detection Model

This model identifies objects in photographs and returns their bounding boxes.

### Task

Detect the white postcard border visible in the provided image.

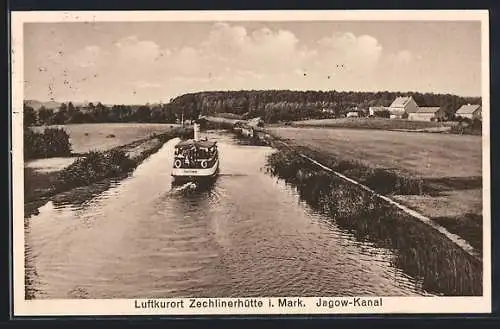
[10,10,492,316]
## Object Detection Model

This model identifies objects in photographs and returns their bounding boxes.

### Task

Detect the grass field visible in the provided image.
[32,123,178,154]
[268,127,481,178]
[287,117,456,132]
[267,126,483,250]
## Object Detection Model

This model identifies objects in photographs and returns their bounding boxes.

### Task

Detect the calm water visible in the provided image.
[25,157,78,173]
[25,131,430,299]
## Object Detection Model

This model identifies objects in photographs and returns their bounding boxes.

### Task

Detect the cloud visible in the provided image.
[197,23,315,75]
[114,35,162,63]
[64,24,386,86]
[316,32,383,72]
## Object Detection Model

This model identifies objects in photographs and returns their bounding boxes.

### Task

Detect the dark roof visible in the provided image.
[175,139,217,148]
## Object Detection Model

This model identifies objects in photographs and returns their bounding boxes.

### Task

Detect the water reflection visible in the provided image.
[51,179,123,210]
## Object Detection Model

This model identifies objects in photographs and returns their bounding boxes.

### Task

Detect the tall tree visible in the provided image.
[38,106,53,125]
[68,101,75,115]
[23,105,37,127]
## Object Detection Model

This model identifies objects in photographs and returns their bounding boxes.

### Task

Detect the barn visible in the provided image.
[455,104,482,120]
[408,107,446,121]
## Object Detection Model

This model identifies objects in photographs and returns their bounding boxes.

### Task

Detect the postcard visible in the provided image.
[11,9,491,316]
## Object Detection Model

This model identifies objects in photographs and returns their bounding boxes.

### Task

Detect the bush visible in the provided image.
[460,117,473,126]
[450,117,481,135]
[471,118,482,130]
[24,128,72,159]
[57,149,136,189]
[106,149,136,174]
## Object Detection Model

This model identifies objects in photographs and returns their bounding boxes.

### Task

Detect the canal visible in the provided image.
[25,131,431,299]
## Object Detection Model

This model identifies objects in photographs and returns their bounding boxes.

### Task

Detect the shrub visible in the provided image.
[106,149,136,174]
[471,118,482,130]
[450,117,481,135]
[57,149,136,189]
[374,109,391,118]
[24,128,72,159]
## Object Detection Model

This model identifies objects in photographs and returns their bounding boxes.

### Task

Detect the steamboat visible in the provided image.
[171,121,219,185]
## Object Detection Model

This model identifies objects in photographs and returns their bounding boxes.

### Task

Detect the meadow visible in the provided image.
[266,126,483,251]
[286,117,456,132]
[268,127,481,178]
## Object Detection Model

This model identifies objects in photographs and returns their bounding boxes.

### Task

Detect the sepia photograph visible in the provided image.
[11,10,490,316]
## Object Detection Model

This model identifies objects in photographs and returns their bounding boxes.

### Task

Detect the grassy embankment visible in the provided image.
[266,127,483,253]
[24,125,192,217]
[285,117,481,135]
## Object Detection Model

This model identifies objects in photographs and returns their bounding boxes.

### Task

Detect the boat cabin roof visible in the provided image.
[175,139,217,149]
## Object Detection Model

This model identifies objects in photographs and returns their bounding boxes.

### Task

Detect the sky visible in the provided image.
[23,20,482,104]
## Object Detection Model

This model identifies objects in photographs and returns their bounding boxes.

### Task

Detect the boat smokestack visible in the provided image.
[193,123,200,141]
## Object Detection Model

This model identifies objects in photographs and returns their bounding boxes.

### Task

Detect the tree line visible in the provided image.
[24,90,481,126]
[23,101,179,126]
[170,90,481,123]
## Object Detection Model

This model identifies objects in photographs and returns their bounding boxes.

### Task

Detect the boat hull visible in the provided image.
[171,159,219,185]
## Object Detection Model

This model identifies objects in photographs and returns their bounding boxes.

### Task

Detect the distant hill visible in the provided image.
[24,100,115,111]
[24,100,62,111]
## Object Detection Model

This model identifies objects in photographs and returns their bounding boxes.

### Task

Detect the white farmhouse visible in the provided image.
[388,96,419,119]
